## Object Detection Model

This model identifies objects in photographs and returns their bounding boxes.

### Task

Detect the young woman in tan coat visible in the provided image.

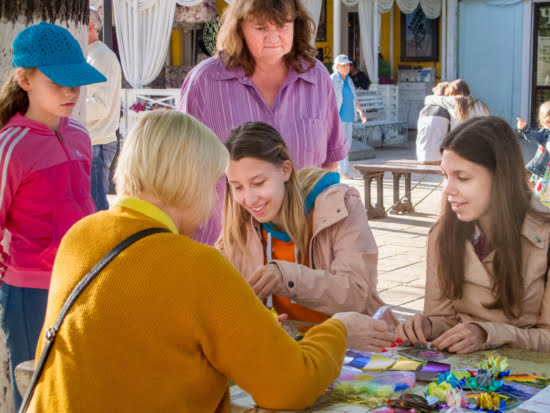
[218,121,396,327]
[398,116,550,354]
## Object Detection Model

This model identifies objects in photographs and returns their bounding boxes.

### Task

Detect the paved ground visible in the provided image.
[340,135,537,322]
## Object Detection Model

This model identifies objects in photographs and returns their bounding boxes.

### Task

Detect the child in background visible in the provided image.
[517,101,550,188]
[416,81,450,165]
[0,22,105,409]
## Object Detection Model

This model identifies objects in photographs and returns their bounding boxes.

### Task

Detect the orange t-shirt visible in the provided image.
[261,219,329,324]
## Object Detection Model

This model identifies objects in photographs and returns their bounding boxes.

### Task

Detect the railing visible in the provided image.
[120,88,181,138]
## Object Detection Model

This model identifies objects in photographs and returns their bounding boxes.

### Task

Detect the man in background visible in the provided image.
[349,62,371,90]
[87,7,122,210]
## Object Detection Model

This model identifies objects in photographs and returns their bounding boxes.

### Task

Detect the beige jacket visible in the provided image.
[217,184,383,316]
[424,95,490,130]
[425,200,550,351]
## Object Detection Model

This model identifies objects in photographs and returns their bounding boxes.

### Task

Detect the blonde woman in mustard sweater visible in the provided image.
[398,116,550,354]
[28,110,395,412]
[218,121,395,326]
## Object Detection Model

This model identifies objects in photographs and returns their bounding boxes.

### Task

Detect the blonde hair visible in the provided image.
[447,79,490,122]
[433,81,449,96]
[297,167,331,199]
[114,110,228,222]
[0,68,35,130]
[215,0,317,76]
[539,101,550,128]
[221,122,308,265]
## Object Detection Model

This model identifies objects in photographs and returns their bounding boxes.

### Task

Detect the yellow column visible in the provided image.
[170,30,183,66]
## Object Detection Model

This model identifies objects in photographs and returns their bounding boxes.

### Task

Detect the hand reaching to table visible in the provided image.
[248,264,283,300]
[396,314,432,346]
[431,323,487,354]
[332,312,396,352]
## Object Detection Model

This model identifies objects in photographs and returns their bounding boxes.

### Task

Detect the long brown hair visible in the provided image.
[221,122,309,265]
[215,0,317,76]
[0,69,34,130]
[436,116,550,318]
[446,79,490,121]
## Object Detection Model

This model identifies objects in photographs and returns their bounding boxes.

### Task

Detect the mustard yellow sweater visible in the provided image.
[30,204,347,412]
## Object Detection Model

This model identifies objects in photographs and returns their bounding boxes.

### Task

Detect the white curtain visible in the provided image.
[302,0,323,41]
[114,0,177,88]
[176,0,205,6]
[90,0,103,9]
[377,0,441,17]
[358,0,380,83]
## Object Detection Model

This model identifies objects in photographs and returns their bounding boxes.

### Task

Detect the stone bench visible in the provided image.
[356,92,385,120]
[354,160,442,219]
[353,120,408,149]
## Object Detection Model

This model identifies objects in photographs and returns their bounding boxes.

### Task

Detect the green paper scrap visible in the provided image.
[389,357,422,371]
[362,354,396,371]
[454,371,472,380]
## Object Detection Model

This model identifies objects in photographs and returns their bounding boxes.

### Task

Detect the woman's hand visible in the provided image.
[332,312,396,352]
[431,323,487,354]
[396,314,432,346]
[517,117,527,130]
[368,295,399,327]
[248,264,283,300]
[360,111,367,124]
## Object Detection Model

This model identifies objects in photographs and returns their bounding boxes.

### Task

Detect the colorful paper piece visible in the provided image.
[499,382,541,401]
[362,354,396,371]
[427,381,453,402]
[397,347,446,361]
[480,355,509,378]
[334,371,416,397]
[347,356,372,369]
[389,357,422,371]
[515,383,550,413]
[421,361,451,374]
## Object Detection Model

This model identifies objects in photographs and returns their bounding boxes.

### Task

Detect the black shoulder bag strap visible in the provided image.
[19,227,170,413]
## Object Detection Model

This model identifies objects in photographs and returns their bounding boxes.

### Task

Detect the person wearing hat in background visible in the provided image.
[87,7,122,211]
[0,22,105,409]
[331,54,367,179]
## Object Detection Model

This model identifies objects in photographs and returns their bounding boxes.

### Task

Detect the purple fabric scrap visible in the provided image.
[421,361,451,374]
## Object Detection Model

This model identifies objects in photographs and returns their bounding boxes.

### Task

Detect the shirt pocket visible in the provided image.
[274,118,328,168]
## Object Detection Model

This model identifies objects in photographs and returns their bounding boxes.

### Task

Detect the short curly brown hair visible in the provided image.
[215,0,317,76]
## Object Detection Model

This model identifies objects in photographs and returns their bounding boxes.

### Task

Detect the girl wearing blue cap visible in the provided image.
[0,22,105,409]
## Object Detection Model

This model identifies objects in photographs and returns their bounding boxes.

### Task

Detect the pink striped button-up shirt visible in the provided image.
[178,57,348,245]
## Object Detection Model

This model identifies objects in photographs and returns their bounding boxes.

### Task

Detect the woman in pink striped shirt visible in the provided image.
[178,0,348,245]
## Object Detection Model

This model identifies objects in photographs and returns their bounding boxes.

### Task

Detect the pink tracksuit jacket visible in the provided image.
[0,113,96,289]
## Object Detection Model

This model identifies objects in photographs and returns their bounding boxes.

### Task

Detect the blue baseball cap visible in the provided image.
[12,22,107,87]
